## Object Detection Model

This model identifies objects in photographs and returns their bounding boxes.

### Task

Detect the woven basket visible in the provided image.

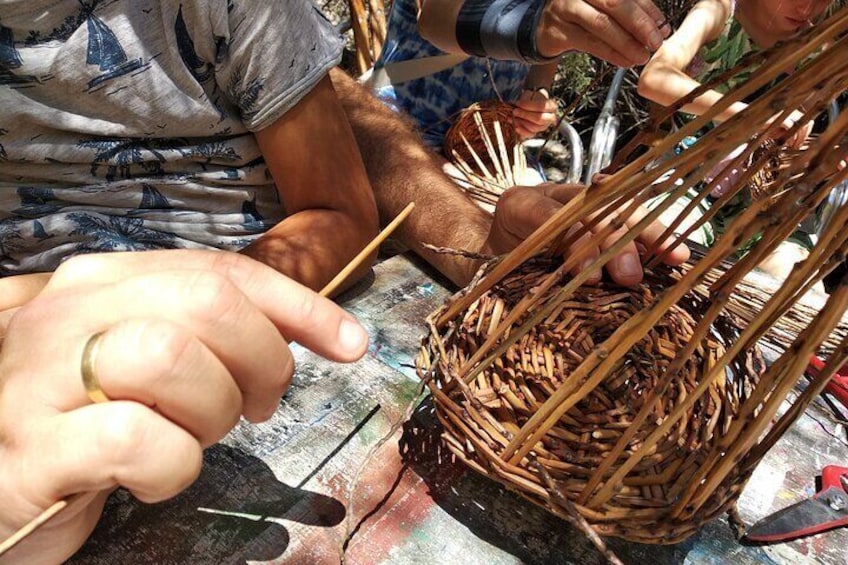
[444,100,520,171]
[748,138,804,204]
[441,101,528,207]
[420,257,764,543]
[416,7,848,549]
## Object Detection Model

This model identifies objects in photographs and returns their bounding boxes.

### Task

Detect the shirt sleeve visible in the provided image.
[208,0,344,131]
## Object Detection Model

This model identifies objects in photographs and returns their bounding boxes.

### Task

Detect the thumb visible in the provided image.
[540,182,585,204]
[21,402,203,507]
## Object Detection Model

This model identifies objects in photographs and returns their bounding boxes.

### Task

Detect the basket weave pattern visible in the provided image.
[417,8,848,548]
[426,258,762,542]
[440,101,529,208]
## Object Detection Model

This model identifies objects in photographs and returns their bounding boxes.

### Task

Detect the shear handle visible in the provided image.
[819,465,848,494]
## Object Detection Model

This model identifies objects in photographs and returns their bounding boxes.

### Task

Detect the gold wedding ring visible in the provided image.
[81,331,110,404]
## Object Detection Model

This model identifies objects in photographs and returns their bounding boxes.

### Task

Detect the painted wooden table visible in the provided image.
[71,254,848,565]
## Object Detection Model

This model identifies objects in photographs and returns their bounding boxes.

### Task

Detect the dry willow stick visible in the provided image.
[678,283,848,517]
[581,126,848,507]
[348,0,373,75]
[320,202,416,296]
[531,458,625,565]
[0,495,86,557]
[0,202,416,559]
[451,22,848,389]
[437,9,848,327]
[489,136,841,480]
[365,0,386,63]
[669,180,848,513]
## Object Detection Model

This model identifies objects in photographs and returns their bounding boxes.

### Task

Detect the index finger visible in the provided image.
[46,250,369,362]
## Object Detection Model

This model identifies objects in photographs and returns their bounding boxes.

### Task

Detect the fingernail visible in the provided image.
[619,253,642,278]
[339,315,368,353]
[649,30,664,51]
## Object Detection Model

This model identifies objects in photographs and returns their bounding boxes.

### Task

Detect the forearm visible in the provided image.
[248,74,379,295]
[418,0,464,52]
[638,64,746,123]
[637,1,736,120]
[331,68,491,287]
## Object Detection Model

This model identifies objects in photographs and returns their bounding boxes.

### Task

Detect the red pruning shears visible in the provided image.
[746,466,848,542]
[805,355,848,410]
[745,356,848,543]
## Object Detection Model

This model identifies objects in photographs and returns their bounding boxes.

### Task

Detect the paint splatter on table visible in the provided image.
[71,254,848,564]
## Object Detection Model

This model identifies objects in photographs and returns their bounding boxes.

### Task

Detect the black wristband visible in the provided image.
[456,0,556,64]
[518,0,556,63]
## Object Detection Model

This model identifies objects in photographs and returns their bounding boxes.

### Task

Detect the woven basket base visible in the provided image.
[421,258,765,543]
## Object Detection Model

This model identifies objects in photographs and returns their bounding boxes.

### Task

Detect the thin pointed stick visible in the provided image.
[493,120,514,187]
[460,133,496,180]
[320,202,416,297]
[474,112,507,185]
[0,494,87,557]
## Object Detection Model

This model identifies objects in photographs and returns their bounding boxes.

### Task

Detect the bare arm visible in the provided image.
[637,0,741,121]
[241,75,379,294]
[330,69,689,288]
[330,68,490,286]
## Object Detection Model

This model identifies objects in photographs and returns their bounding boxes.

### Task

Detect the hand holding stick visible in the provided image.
[0,203,415,559]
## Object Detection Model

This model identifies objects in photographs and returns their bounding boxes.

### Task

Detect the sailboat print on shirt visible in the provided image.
[174,5,227,119]
[84,8,145,89]
[0,25,38,86]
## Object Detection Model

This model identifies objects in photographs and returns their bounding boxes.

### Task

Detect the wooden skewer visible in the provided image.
[0,202,416,558]
[319,202,415,297]
[0,495,86,556]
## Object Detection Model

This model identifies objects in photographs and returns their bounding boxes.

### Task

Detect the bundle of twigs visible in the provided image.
[416,7,848,547]
[443,101,528,207]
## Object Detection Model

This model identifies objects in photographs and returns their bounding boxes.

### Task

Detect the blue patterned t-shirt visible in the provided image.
[0,0,343,275]
[373,0,529,148]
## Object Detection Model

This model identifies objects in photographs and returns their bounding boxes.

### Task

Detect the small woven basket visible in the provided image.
[444,100,520,171]
[416,7,848,549]
[442,101,528,207]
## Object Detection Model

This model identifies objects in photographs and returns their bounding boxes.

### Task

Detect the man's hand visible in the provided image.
[512,89,559,139]
[0,250,368,564]
[481,183,690,286]
[536,0,671,67]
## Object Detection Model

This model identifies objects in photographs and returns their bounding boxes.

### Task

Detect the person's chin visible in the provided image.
[783,17,809,31]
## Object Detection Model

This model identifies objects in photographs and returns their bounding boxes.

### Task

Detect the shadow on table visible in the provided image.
[71,444,345,564]
[399,398,699,565]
